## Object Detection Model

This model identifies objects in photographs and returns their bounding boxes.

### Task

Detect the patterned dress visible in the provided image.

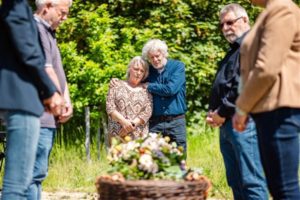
[106,80,152,143]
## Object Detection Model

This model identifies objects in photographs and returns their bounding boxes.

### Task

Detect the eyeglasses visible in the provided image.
[50,3,69,18]
[219,16,243,29]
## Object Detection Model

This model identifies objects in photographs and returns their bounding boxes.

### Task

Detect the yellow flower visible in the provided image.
[164,136,171,143]
[124,135,132,142]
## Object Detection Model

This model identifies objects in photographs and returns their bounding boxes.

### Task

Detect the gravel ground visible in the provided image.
[42,192,98,200]
[42,192,225,200]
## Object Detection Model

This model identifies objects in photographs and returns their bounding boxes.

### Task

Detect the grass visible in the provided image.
[41,130,232,199]
[0,128,232,199]
[187,131,231,199]
[43,144,109,193]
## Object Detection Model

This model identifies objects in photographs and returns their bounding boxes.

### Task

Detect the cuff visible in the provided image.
[235,107,247,116]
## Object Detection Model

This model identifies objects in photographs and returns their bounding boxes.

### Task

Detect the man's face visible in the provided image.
[220,12,246,43]
[147,50,167,70]
[46,1,69,30]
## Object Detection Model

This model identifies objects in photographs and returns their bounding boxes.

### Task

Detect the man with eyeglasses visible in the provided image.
[26,0,73,199]
[206,3,268,200]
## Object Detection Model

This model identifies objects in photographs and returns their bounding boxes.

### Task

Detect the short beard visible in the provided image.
[224,34,238,43]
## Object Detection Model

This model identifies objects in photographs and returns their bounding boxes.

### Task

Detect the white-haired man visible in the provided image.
[27,0,73,199]
[206,3,268,199]
[142,39,187,152]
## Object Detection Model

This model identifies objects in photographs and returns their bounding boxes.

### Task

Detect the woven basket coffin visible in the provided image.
[96,177,211,200]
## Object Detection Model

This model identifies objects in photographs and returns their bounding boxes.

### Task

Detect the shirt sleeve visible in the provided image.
[217,65,240,118]
[37,26,53,68]
[147,61,185,97]
[138,91,153,124]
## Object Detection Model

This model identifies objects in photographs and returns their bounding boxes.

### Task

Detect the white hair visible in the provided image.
[126,56,149,81]
[35,0,72,9]
[220,3,249,21]
[142,39,169,61]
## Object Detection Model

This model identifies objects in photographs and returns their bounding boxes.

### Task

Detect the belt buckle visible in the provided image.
[164,115,173,122]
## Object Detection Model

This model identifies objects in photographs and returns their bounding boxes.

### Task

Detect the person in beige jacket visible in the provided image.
[233,0,300,199]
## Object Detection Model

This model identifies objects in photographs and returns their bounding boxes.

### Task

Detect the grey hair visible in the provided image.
[220,3,249,21]
[126,56,149,81]
[142,39,169,61]
[35,0,72,9]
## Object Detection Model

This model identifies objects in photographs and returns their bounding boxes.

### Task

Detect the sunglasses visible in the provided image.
[219,16,243,29]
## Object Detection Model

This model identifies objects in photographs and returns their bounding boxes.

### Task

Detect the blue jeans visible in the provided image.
[150,117,186,151]
[252,107,300,200]
[1,111,40,200]
[220,118,268,200]
[27,128,56,200]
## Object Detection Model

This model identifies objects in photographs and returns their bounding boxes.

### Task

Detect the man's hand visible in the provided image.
[206,110,225,128]
[110,78,120,88]
[232,113,248,132]
[58,103,73,123]
[142,82,149,89]
[43,92,64,116]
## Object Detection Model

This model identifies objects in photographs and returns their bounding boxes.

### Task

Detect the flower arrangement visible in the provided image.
[105,133,203,181]
[96,133,211,200]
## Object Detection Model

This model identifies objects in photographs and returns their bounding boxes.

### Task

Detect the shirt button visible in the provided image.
[163,107,166,109]
[161,97,164,100]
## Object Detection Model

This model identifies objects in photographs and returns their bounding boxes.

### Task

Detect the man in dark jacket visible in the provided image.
[0,0,63,199]
[206,3,268,200]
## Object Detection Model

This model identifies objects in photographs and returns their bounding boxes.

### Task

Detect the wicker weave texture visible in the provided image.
[97,178,210,200]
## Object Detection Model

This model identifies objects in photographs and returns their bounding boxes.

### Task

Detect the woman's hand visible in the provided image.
[120,118,135,134]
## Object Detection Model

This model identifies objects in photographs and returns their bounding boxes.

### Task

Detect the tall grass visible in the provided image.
[187,131,232,199]
[43,144,109,193]
[41,129,232,199]
[0,128,232,199]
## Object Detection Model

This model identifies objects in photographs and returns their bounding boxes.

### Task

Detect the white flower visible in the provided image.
[118,141,140,160]
[138,154,158,173]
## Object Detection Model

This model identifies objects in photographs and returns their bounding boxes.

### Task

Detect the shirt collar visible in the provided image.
[229,31,249,49]
[34,15,56,37]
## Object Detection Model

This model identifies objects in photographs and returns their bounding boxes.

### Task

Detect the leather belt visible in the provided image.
[151,114,185,122]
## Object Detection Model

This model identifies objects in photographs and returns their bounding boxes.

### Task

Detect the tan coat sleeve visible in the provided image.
[236,4,297,113]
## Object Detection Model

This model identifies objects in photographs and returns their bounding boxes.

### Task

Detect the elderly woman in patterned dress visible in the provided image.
[106,56,153,145]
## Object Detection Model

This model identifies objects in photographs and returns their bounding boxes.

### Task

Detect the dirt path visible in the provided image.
[42,192,225,200]
[42,192,98,200]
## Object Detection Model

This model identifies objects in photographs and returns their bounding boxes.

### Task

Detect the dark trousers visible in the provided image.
[252,107,300,200]
[149,117,186,152]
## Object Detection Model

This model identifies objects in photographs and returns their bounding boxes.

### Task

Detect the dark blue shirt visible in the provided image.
[208,34,247,119]
[147,59,187,117]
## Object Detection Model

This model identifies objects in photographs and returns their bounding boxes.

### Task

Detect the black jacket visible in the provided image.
[208,33,247,119]
[0,0,57,116]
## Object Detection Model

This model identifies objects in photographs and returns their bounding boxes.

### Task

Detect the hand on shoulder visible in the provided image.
[109,78,120,88]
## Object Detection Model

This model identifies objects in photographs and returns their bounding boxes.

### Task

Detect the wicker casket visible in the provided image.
[96,134,211,200]
[96,176,211,200]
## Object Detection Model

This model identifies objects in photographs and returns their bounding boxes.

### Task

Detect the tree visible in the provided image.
[46,0,299,143]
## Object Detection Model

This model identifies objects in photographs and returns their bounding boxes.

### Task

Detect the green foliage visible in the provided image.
[53,0,300,144]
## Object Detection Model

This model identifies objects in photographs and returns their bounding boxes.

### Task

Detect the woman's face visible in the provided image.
[128,64,145,86]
